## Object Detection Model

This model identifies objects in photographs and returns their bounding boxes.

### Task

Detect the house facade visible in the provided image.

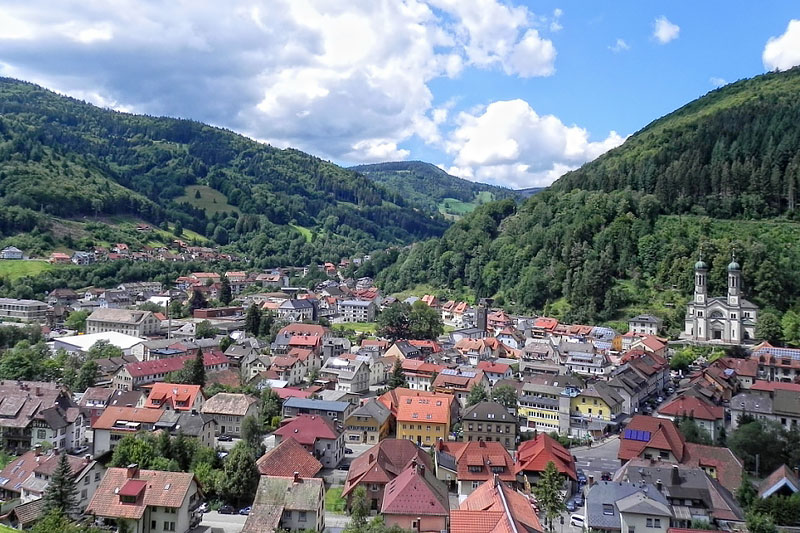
[200,393,259,437]
[86,308,160,337]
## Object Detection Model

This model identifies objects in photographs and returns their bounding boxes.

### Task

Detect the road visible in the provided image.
[571,435,621,485]
[191,511,247,533]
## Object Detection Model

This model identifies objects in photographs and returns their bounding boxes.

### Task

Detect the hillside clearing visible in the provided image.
[176,185,240,216]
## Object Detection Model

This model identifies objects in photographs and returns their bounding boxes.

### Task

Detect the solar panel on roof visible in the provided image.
[461,371,476,378]
[440,369,459,376]
[624,429,651,442]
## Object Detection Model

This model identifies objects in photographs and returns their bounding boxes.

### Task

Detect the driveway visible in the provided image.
[191,511,247,533]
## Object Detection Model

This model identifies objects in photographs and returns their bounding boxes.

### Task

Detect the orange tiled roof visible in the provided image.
[86,468,195,520]
[452,476,543,533]
[256,437,322,477]
[144,383,202,411]
[515,433,576,480]
[92,406,164,431]
[396,395,450,425]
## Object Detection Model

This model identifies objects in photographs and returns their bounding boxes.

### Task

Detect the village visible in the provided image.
[0,254,793,533]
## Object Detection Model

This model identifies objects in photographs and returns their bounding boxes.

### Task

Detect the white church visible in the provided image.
[683,256,758,344]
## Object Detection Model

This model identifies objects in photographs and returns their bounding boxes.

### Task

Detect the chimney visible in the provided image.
[84,454,92,464]
[34,386,41,396]
[368,453,374,463]
[53,448,59,456]
[126,463,139,479]
[671,465,680,485]
[293,472,300,483]
[656,479,663,493]
[34,444,41,457]
[588,474,594,487]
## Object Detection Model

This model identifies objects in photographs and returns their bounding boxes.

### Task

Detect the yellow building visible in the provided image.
[570,383,623,421]
[344,399,393,444]
[395,396,452,446]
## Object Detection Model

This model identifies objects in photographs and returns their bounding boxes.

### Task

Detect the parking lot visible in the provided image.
[190,511,247,533]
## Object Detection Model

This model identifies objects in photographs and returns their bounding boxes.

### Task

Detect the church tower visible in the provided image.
[694,257,708,304]
[727,254,741,306]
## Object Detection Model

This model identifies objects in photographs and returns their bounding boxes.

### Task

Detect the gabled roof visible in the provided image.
[659,395,723,421]
[396,395,450,425]
[256,437,322,478]
[243,475,324,533]
[92,406,164,430]
[477,360,511,374]
[123,351,228,378]
[86,468,195,520]
[201,393,257,417]
[347,399,392,426]
[343,439,431,497]
[377,388,453,418]
[145,383,202,411]
[452,476,542,533]
[283,397,350,412]
[274,414,339,445]
[462,401,516,423]
[618,415,685,462]
[381,461,449,517]
[758,464,800,499]
[515,433,577,480]
[437,440,515,483]
[684,443,744,493]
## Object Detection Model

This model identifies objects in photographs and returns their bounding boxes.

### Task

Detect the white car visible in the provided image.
[570,514,586,528]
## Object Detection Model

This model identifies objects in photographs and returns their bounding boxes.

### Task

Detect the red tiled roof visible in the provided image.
[515,434,576,480]
[289,335,321,347]
[144,383,202,411]
[343,439,431,497]
[274,414,339,445]
[408,339,443,353]
[684,443,744,493]
[396,396,450,425]
[92,406,164,430]
[659,395,723,421]
[377,388,453,418]
[453,477,543,533]
[256,437,322,477]
[477,361,510,374]
[750,380,800,393]
[273,387,313,400]
[533,317,559,330]
[86,468,195,520]
[438,441,515,483]
[278,324,328,337]
[124,351,228,378]
[381,463,449,517]
[618,415,686,462]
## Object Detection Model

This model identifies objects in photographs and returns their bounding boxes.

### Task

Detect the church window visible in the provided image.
[697,311,703,317]
[710,311,723,319]
[731,313,736,319]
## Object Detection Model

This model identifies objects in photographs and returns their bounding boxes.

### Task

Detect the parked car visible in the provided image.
[574,494,584,506]
[218,434,233,442]
[576,469,587,484]
[345,448,354,454]
[239,506,251,516]
[218,505,235,515]
[565,500,576,512]
[197,502,209,513]
[570,514,586,528]
[337,463,350,471]
[73,446,89,455]
[656,396,664,403]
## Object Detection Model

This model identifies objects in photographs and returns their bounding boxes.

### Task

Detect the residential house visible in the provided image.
[273,414,344,468]
[47,288,79,306]
[621,350,671,397]
[487,310,513,332]
[339,300,377,322]
[570,383,624,437]
[433,369,489,407]
[442,301,470,328]
[0,381,84,452]
[565,344,612,377]
[584,481,671,533]
[200,393,259,437]
[515,433,577,489]
[0,298,49,322]
[518,375,581,435]
[80,387,115,425]
[495,327,526,350]
[344,399,392,445]
[454,337,506,365]
[242,474,324,533]
[381,458,450,533]
[476,360,514,386]
[49,252,71,264]
[631,336,668,359]
[658,395,724,441]
[276,299,315,322]
[113,351,229,391]
[619,463,744,528]
[608,367,649,415]
[342,439,431,511]
[0,246,23,260]
[628,315,664,336]
[395,394,452,447]
[729,385,800,431]
[319,356,370,393]
[86,466,202,533]
[758,464,800,500]
[450,476,543,533]
[256,437,323,478]
[19,452,104,515]
[86,308,160,337]
[461,401,517,449]
[401,359,445,392]
[144,383,204,412]
[71,251,96,265]
[92,407,164,456]
[434,440,515,499]
[752,342,800,383]
[269,356,306,386]
[385,341,422,361]
[154,411,216,448]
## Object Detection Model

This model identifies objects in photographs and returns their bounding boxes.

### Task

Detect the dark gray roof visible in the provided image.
[462,401,516,422]
[155,411,215,437]
[586,481,668,530]
[436,449,457,472]
[772,389,800,417]
[349,399,391,425]
[629,315,662,325]
[730,392,772,415]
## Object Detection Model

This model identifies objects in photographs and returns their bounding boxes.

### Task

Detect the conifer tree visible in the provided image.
[43,453,78,517]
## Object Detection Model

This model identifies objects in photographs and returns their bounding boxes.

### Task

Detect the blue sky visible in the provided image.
[1,1,799,188]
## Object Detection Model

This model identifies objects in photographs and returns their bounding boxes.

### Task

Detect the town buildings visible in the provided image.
[395,394,452,446]
[0,298,48,322]
[200,393,259,437]
[461,401,517,449]
[86,308,160,336]
[344,399,392,445]
[243,475,325,533]
[273,414,344,468]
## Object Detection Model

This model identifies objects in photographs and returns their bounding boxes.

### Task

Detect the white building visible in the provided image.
[684,257,758,344]
[338,300,377,323]
[628,314,663,336]
[86,308,161,337]
[0,298,48,322]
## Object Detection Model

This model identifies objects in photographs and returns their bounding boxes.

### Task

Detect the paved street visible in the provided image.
[571,435,621,485]
[191,511,247,533]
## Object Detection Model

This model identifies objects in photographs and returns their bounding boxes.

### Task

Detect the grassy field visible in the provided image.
[289,224,313,243]
[0,260,57,280]
[438,191,496,218]
[332,322,379,334]
[176,185,239,216]
[325,487,347,514]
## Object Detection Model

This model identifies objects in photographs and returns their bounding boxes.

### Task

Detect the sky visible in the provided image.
[1,1,800,189]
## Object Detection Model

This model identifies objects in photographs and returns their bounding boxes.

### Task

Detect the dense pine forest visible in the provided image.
[0,78,448,266]
[374,68,800,334]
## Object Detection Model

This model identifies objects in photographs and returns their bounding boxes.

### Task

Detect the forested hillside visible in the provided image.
[350,161,523,217]
[553,68,800,218]
[0,78,448,266]
[376,68,800,333]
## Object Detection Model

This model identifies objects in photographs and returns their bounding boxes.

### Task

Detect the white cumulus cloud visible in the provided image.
[445,99,625,189]
[653,16,680,44]
[0,0,560,164]
[609,38,630,53]
[763,19,800,71]
[709,76,727,87]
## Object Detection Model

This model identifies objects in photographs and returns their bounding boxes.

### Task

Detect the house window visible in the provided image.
[659,451,669,459]
[164,522,176,532]
[299,511,307,522]
[654,519,661,528]
[151,521,157,530]
[647,519,653,527]
[469,466,482,473]
[370,484,379,492]
[37,430,46,439]
[472,481,480,489]
[603,504,614,516]
[629,528,635,533]
[81,489,88,499]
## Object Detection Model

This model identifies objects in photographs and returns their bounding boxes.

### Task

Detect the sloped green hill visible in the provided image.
[350,160,524,218]
[553,68,800,218]
[0,78,448,265]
